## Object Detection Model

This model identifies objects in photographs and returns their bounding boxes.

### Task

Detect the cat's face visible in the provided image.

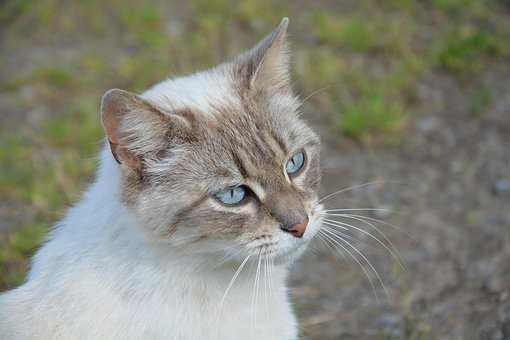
[101,18,322,264]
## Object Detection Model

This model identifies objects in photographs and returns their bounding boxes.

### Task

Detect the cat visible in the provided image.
[0,18,324,340]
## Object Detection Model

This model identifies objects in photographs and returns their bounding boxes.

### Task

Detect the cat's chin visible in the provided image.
[270,241,310,265]
[251,227,321,265]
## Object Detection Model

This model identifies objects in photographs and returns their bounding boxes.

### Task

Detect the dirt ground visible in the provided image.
[293,68,510,339]
[1,1,510,339]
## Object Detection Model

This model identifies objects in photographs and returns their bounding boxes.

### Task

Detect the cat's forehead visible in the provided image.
[141,63,300,118]
[142,65,242,117]
[142,66,312,149]
[141,65,318,186]
[192,103,319,192]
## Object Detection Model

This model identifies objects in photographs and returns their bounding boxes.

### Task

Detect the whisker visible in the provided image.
[219,254,251,307]
[217,254,251,337]
[321,225,373,249]
[263,255,269,318]
[319,230,380,302]
[321,227,389,300]
[322,215,406,271]
[322,218,405,271]
[214,248,244,269]
[250,250,262,331]
[318,180,386,204]
[297,85,333,110]
[322,220,349,231]
[321,224,398,267]
[323,208,392,213]
[269,256,274,297]
[317,233,346,260]
[331,213,417,242]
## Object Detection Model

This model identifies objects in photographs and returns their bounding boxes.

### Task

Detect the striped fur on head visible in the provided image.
[100,18,322,263]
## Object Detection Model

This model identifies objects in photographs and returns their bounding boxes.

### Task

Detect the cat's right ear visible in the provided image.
[236,17,291,94]
[100,89,188,177]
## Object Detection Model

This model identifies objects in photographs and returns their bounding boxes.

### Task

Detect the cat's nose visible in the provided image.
[281,217,308,238]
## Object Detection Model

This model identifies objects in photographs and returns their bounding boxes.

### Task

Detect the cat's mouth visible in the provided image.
[247,204,324,261]
[249,238,311,264]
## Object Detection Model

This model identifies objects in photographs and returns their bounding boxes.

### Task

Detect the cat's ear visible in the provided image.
[100,89,187,177]
[237,17,291,94]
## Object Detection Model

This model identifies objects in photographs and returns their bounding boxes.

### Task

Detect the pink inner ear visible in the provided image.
[101,89,145,177]
[101,89,127,143]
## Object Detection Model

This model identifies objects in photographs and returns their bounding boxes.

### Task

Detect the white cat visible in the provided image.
[0,18,324,340]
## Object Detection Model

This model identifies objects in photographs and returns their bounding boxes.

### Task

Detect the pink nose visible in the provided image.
[284,218,308,238]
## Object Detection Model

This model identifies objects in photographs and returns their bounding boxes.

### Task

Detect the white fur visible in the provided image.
[0,38,320,339]
[0,148,303,340]
[142,66,240,118]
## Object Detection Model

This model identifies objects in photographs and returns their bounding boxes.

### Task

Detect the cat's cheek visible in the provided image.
[203,198,261,236]
[301,195,319,213]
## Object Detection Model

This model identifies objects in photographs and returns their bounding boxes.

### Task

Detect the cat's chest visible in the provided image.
[105,286,298,340]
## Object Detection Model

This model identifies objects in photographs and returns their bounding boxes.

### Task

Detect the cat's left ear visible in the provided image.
[237,17,291,94]
[100,89,190,178]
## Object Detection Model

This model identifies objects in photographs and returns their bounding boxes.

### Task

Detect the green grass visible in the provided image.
[298,1,509,142]
[312,12,379,52]
[339,93,407,142]
[433,26,505,74]
[433,0,485,14]
[37,66,75,88]
[0,102,102,287]
[470,85,493,116]
[0,223,48,287]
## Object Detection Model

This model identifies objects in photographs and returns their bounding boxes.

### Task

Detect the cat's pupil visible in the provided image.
[215,186,246,205]
[286,151,305,175]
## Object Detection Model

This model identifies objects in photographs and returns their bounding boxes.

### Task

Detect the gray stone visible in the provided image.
[492,179,510,196]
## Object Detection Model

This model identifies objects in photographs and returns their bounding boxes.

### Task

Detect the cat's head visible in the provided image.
[100,18,322,264]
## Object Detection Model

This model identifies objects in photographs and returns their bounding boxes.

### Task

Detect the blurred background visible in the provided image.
[1,0,509,338]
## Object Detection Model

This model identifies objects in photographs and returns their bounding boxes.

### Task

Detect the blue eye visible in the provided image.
[286,151,305,175]
[215,186,246,205]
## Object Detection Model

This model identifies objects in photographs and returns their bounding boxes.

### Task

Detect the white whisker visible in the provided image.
[322,215,406,271]
[263,255,268,318]
[219,254,251,308]
[217,254,251,338]
[297,85,332,110]
[322,218,404,271]
[250,250,262,332]
[321,227,389,300]
[318,180,386,204]
[332,213,416,242]
[322,220,349,231]
[317,233,346,260]
[323,208,391,213]
[319,230,380,301]
[268,256,273,292]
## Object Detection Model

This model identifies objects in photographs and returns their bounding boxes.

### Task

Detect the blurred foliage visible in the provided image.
[0,0,509,288]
